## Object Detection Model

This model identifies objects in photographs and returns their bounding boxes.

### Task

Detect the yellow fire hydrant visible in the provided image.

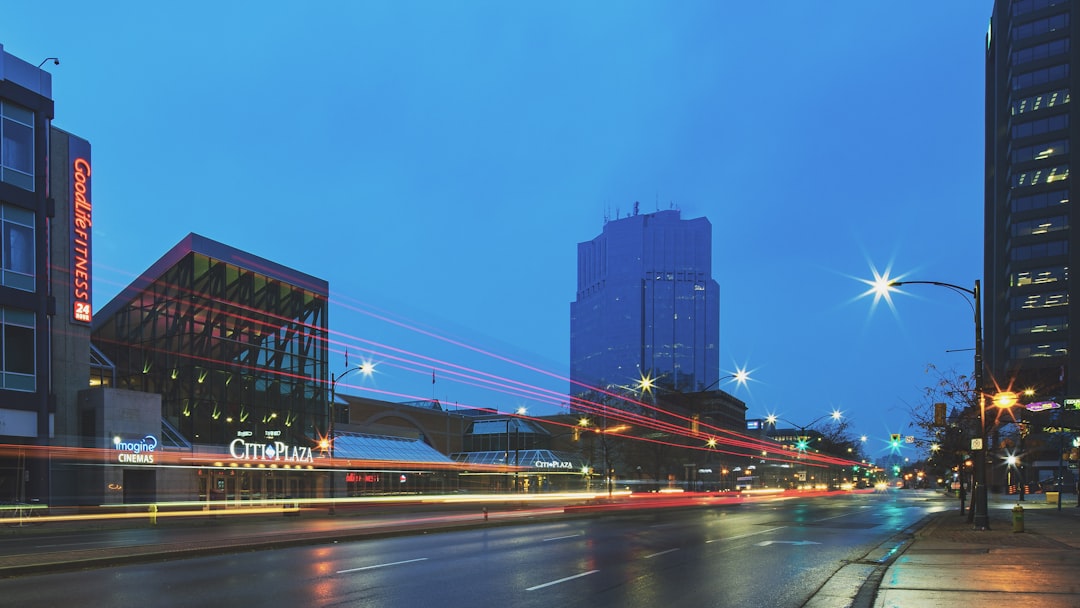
[148,503,158,525]
[1012,504,1024,533]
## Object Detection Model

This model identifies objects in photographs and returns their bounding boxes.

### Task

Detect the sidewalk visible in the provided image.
[873,491,1080,607]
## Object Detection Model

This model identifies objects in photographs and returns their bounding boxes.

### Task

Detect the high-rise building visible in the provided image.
[985,0,1077,397]
[0,44,97,505]
[570,207,719,396]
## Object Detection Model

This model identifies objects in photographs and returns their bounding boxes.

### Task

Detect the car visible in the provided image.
[1038,477,1069,493]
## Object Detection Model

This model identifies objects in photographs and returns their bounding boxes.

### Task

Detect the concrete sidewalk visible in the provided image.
[873,491,1080,608]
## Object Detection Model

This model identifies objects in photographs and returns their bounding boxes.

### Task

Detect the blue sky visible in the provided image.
[3,2,991,458]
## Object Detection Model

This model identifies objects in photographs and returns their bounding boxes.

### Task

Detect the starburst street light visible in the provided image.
[326,358,376,514]
[866,275,991,530]
[765,410,843,453]
[636,366,752,395]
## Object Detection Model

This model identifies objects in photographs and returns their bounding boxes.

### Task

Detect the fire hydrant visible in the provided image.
[1012,504,1024,533]
[148,503,158,526]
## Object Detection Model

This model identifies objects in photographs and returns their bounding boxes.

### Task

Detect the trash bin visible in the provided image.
[1046,491,1060,504]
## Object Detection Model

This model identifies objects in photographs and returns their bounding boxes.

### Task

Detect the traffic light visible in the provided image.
[890,434,901,448]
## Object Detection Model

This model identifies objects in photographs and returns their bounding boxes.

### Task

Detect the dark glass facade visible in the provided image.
[91,234,329,448]
[986,0,1078,395]
[570,209,720,394]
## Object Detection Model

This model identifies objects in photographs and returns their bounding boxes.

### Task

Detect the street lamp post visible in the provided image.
[578,416,621,499]
[765,411,843,487]
[326,362,373,515]
[887,279,990,530]
[697,369,751,393]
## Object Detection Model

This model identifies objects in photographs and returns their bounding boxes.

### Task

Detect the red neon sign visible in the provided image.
[72,156,92,323]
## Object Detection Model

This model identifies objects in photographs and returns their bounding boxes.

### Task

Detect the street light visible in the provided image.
[765,411,843,487]
[875,278,990,530]
[578,416,628,499]
[326,360,374,514]
[698,368,751,392]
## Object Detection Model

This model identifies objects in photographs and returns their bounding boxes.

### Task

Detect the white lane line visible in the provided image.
[542,533,583,542]
[337,558,428,574]
[644,548,680,559]
[527,570,600,591]
[813,512,855,523]
[706,526,786,543]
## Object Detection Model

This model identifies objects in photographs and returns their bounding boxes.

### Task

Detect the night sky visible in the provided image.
[3,2,992,461]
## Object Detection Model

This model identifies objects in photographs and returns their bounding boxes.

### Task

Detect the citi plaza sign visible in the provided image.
[228,430,313,463]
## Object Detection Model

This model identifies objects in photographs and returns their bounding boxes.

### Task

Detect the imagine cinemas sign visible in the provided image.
[114,435,158,464]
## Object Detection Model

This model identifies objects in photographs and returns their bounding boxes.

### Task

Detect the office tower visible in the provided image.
[985,0,1077,397]
[570,207,719,396]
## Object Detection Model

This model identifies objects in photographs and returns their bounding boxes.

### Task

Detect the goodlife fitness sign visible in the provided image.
[70,136,92,324]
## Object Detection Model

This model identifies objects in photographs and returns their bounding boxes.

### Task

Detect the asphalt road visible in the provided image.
[0,491,938,608]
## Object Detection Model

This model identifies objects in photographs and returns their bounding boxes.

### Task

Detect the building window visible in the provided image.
[1011,239,1068,261]
[1012,316,1067,335]
[1012,214,1069,237]
[0,307,34,391]
[1011,341,1067,359]
[1012,38,1070,66]
[1013,0,1068,17]
[1011,291,1068,311]
[0,101,34,192]
[1,204,34,291]
[1012,13,1069,42]
[1012,64,1069,91]
[1011,164,1069,187]
[1012,139,1068,163]
[1011,265,1068,286]
[1011,88,1070,116]
[1012,113,1068,139]
[1011,188,1069,212]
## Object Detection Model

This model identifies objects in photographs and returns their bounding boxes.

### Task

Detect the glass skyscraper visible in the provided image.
[985,0,1077,397]
[570,208,720,396]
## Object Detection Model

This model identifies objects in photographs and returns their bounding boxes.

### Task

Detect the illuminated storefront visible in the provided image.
[89,233,330,504]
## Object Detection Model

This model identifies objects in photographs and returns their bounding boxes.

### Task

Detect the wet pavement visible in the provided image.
[871,491,1080,608]
[1,491,1078,607]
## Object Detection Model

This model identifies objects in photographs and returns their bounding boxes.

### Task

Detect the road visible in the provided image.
[0,490,939,607]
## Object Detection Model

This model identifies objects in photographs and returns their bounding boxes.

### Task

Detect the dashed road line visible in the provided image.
[526,570,600,591]
[337,557,428,574]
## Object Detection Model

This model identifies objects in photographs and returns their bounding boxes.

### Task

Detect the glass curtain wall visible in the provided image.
[93,252,328,446]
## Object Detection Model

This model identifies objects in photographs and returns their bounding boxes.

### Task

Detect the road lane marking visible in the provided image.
[706,526,785,543]
[526,570,600,591]
[542,533,583,542]
[756,540,821,547]
[338,558,428,574]
[644,548,679,559]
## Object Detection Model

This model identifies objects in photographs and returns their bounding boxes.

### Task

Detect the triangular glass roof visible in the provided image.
[333,431,453,463]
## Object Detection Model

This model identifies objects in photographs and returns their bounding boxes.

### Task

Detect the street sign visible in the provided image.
[905,436,915,444]
[1026,401,1061,412]
[1064,398,1080,410]
[971,438,984,450]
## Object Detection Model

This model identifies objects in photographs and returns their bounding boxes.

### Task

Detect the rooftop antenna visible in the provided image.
[38,58,59,68]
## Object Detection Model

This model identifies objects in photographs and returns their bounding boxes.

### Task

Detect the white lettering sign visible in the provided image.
[228,438,313,463]
[534,460,573,470]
